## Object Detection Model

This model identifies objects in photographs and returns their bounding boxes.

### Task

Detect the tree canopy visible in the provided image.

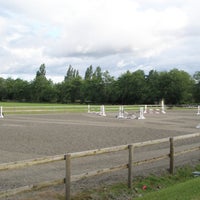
[0,64,199,105]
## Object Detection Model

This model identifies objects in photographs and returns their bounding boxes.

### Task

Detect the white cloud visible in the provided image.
[0,0,199,82]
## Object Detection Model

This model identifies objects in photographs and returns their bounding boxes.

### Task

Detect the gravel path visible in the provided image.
[0,109,200,199]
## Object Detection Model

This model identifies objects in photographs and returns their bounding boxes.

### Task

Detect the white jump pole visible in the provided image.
[138,107,145,119]
[197,106,200,115]
[88,105,90,113]
[118,106,124,119]
[99,105,106,116]
[0,106,4,118]
[161,99,166,114]
[144,105,147,114]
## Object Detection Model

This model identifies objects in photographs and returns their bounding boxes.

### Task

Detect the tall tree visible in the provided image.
[102,71,116,103]
[59,65,82,103]
[145,70,160,104]
[84,65,93,80]
[36,63,46,77]
[117,70,146,104]
[158,69,194,104]
[30,64,57,102]
[193,71,200,103]
[64,65,79,82]
[12,78,30,101]
[0,78,6,101]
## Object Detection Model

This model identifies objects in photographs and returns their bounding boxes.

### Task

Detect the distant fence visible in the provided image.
[2,104,168,114]
[2,105,88,114]
[0,133,200,200]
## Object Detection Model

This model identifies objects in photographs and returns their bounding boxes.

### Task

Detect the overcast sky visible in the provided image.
[0,0,200,82]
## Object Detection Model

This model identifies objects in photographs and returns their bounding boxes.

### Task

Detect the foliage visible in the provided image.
[193,71,200,102]
[0,64,199,104]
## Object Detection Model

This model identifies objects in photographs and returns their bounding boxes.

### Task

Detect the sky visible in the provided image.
[0,0,200,82]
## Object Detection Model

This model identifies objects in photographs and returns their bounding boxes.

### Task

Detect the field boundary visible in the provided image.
[0,133,200,200]
[2,104,167,114]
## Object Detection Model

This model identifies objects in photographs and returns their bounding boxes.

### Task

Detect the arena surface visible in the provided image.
[0,109,200,199]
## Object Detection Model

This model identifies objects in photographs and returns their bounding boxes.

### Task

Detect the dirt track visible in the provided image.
[0,109,200,199]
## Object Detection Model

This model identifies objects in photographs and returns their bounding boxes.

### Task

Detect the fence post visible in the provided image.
[128,145,134,188]
[169,137,174,174]
[65,153,71,200]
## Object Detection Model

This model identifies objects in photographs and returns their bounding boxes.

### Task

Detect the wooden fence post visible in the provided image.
[65,154,71,200]
[128,145,134,188]
[169,137,174,174]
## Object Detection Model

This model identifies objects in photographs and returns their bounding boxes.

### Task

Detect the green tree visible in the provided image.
[117,71,133,104]
[117,70,146,104]
[158,69,194,104]
[30,64,57,102]
[12,78,30,101]
[5,78,15,100]
[0,77,6,101]
[58,65,82,103]
[36,63,46,77]
[84,65,93,80]
[91,66,105,103]
[83,66,111,103]
[64,65,79,82]
[193,71,200,103]
[102,71,116,103]
[145,70,160,104]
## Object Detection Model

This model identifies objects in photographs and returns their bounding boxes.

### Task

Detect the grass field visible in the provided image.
[0,101,192,115]
[0,102,146,114]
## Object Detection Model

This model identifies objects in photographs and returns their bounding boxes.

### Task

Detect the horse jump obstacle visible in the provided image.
[144,106,160,114]
[88,105,106,116]
[0,106,4,118]
[143,99,166,115]
[117,106,140,120]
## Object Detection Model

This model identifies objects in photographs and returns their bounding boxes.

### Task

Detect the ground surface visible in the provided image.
[0,109,200,199]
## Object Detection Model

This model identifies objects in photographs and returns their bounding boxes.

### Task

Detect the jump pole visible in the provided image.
[0,106,4,118]
[197,106,200,115]
[117,106,124,119]
[138,107,145,119]
[88,105,91,113]
[161,99,166,114]
[99,105,106,116]
[144,105,147,114]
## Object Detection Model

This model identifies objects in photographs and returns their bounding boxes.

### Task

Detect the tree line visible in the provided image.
[0,63,200,105]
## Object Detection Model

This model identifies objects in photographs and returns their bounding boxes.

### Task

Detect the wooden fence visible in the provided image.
[0,133,200,200]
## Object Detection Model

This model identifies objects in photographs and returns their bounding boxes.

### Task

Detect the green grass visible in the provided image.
[68,165,200,200]
[0,101,197,115]
[0,102,88,114]
[136,177,200,200]
[0,102,142,114]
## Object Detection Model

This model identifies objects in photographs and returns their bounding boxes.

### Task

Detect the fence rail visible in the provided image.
[2,104,168,114]
[0,133,200,200]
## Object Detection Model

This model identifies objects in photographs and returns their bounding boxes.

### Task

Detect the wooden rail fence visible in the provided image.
[0,133,200,200]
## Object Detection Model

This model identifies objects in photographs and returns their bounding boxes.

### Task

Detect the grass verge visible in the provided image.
[68,165,200,200]
[137,177,200,200]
